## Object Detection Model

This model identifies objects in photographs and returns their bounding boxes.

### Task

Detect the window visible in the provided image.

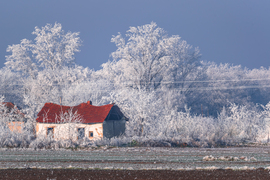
[47,127,54,138]
[78,128,85,140]
[89,131,94,139]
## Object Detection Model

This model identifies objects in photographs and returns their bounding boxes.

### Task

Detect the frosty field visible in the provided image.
[1,147,270,170]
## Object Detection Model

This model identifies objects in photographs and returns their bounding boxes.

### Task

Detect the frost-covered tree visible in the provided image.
[99,22,203,118]
[22,65,91,119]
[5,23,83,117]
[5,39,36,78]
[62,78,112,106]
[6,23,81,74]
[191,63,270,116]
[105,22,201,92]
[96,22,205,138]
[0,67,24,107]
[109,22,170,90]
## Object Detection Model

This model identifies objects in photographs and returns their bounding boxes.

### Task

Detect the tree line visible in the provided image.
[1,22,270,147]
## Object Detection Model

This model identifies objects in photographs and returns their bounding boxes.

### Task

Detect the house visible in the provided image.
[36,101,127,141]
[1,102,25,133]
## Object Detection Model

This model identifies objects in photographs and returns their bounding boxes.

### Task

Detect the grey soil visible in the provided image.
[1,169,270,180]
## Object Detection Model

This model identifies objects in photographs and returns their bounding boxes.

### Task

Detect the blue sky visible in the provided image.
[0,0,270,70]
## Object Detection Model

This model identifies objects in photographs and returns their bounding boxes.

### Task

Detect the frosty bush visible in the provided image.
[156,103,266,146]
[214,104,264,143]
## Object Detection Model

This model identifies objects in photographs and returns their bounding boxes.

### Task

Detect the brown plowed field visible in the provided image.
[1,169,270,180]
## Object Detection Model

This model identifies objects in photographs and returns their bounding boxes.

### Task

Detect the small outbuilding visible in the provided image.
[1,102,25,133]
[36,101,127,141]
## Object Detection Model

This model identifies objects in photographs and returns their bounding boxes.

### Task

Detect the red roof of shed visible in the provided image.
[3,102,15,109]
[36,102,114,124]
[2,102,24,117]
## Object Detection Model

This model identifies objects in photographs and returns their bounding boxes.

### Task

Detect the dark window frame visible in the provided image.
[47,127,54,138]
[77,128,85,140]
[89,131,94,139]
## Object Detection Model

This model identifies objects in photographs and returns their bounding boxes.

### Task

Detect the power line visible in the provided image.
[159,78,270,84]
[3,78,270,85]
[1,78,270,92]
[1,84,270,92]
[184,85,270,91]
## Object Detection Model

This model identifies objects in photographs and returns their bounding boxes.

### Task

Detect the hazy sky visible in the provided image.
[0,0,269,70]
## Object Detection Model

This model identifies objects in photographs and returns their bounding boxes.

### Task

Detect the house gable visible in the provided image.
[105,105,126,121]
[103,106,127,138]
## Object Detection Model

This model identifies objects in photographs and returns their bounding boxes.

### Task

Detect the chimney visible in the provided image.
[87,101,92,105]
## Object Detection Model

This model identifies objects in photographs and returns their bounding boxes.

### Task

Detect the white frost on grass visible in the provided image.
[67,165,73,169]
[175,166,260,171]
[184,167,194,171]
[140,168,152,170]
[238,166,255,170]
[204,166,219,170]
[52,166,62,169]
[175,167,185,170]
[203,155,216,161]
[217,156,226,161]
[203,155,256,161]
[239,156,257,161]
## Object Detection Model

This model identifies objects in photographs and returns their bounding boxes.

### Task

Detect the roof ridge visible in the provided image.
[36,102,114,124]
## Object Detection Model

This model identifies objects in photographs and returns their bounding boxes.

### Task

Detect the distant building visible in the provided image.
[1,102,25,133]
[36,101,127,141]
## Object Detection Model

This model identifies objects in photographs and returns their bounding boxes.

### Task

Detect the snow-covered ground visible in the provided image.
[0,147,270,170]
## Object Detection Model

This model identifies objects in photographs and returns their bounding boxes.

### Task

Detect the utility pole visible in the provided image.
[201,104,203,117]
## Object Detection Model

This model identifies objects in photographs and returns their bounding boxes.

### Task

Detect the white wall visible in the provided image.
[36,122,103,141]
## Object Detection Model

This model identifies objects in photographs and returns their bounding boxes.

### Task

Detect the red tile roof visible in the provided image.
[2,102,24,117]
[36,102,114,124]
[3,102,15,110]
